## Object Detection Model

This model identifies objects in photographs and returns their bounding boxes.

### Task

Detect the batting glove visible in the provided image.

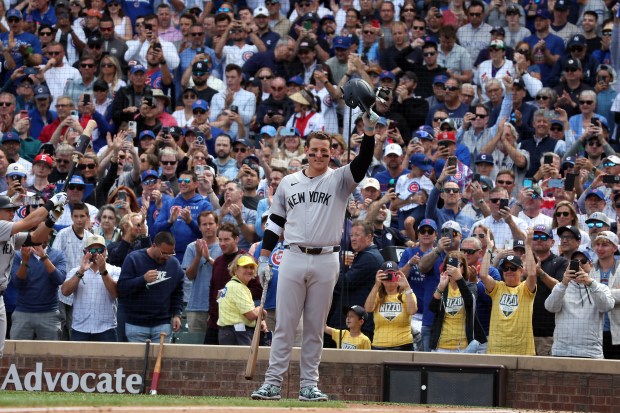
[362,108,379,135]
[45,192,68,211]
[257,256,272,288]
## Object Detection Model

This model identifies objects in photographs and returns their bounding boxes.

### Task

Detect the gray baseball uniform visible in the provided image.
[261,132,375,391]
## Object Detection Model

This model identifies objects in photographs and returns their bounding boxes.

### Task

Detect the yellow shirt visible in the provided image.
[330,329,372,350]
[372,293,415,348]
[437,285,466,350]
[216,277,256,328]
[487,281,536,355]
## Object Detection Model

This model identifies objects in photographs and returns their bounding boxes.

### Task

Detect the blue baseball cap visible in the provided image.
[260,125,277,137]
[571,249,592,263]
[6,9,23,20]
[474,153,494,165]
[141,170,159,181]
[379,71,396,81]
[422,35,438,46]
[2,132,19,143]
[69,175,85,186]
[287,75,304,86]
[562,156,575,168]
[139,130,155,140]
[409,153,432,172]
[585,188,605,200]
[130,64,146,74]
[377,117,388,126]
[418,125,435,137]
[433,74,448,85]
[333,36,351,49]
[535,9,551,19]
[414,129,434,141]
[418,218,437,231]
[192,99,209,111]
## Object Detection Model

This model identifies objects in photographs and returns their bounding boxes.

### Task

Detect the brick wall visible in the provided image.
[1,341,619,412]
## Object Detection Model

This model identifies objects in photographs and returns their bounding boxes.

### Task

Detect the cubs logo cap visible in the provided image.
[418,218,437,231]
[441,220,462,234]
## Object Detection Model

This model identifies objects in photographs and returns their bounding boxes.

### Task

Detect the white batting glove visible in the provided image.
[49,192,68,208]
[362,108,379,135]
[257,256,272,288]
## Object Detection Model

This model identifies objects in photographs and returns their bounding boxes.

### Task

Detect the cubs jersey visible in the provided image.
[487,281,536,355]
[267,166,357,247]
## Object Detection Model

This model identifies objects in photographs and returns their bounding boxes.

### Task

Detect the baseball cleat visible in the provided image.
[251,383,281,400]
[299,385,328,401]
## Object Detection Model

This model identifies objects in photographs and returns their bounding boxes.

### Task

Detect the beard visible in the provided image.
[193,77,207,86]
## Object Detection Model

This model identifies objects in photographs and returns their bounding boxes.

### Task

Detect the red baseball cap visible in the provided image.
[34,154,53,167]
[437,131,456,143]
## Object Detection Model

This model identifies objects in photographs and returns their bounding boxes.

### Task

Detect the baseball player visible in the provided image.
[0,192,68,357]
[251,112,378,401]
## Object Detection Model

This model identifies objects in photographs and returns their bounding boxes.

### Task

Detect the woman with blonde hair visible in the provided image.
[365,261,417,350]
[551,200,590,253]
[98,55,126,95]
[217,254,267,345]
[275,127,305,164]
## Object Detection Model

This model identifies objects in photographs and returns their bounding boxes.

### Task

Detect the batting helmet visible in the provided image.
[0,196,17,209]
[341,79,375,113]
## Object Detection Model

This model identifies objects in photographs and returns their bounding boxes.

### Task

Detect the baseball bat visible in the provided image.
[245,279,269,380]
[60,119,96,193]
[149,332,167,395]
[139,339,151,394]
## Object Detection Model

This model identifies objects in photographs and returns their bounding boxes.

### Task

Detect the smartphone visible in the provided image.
[412,137,420,145]
[303,21,312,30]
[267,110,274,118]
[523,178,533,188]
[144,96,154,107]
[389,120,399,131]
[117,191,127,202]
[437,141,449,149]
[162,126,170,135]
[195,165,205,178]
[569,260,580,273]
[83,94,90,105]
[144,23,153,31]
[387,178,396,190]
[564,173,576,191]
[70,110,79,120]
[128,121,137,137]
[441,227,453,240]
[24,67,39,75]
[544,154,553,165]
[499,198,509,210]
[591,118,601,128]
[548,178,564,189]
[153,41,162,51]
[196,47,205,54]
[196,135,205,145]
[19,110,28,120]
[230,105,239,113]
[473,173,481,182]
[447,156,457,169]
[602,175,620,184]
[446,256,459,268]
[10,175,21,182]
[254,136,263,149]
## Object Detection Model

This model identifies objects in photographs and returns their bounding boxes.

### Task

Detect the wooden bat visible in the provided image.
[245,278,269,380]
[139,339,151,394]
[59,119,96,193]
[149,332,166,395]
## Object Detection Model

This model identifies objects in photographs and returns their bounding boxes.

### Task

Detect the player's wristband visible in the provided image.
[45,217,55,228]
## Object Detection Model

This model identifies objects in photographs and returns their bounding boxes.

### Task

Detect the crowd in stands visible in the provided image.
[1,0,620,359]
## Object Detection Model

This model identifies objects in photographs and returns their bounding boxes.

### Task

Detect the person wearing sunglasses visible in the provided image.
[551,201,589,253]
[117,231,185,342]
[567,90,606,138]
[425,77,469,127]
[219,180,256,251]
[585,211,611,239]
[544,246,613,359]
[479,228,537,355]
[153,170,213,263]
[0,9,43,71]
[473,186,527,251]
[455,1,492,69]
[60,234,121,342]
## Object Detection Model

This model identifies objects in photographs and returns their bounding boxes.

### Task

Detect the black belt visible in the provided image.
[284,245,341,255]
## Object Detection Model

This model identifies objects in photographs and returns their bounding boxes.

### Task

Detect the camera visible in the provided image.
[383,270,399,282]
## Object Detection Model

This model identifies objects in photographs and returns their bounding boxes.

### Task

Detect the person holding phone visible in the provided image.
[544,250,613,359]
[429,252,487,353]
[364,260,417,350]
[568,91,607,138]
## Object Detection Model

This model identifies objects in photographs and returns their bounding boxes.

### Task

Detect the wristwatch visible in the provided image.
[75,271,84,279]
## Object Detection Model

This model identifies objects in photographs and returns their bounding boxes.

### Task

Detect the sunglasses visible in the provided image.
[587,221,605,228]
[193,71,207,76]
[575,258,590,265]
[474,233,485,239]
[423,52,436,57]
[233,147,248,153]
[602,30,612,36]
[489,198,508,203]
[79,163,96,170]
[101,63,114,68]
[462,248,480,255]
[193,109,206,115]
[489,47,503,52]
[363,30,375,35]
[40,31,53,36]
[183,94,197,99]
[533,234,549,241]
[570,46,584,52]
[517,48,530,54]
[100,27,114,32]
[7,18,20,23]
[461,94,474,99]
[469,12,482,17]
[331,143,340,149]
[259,75,273,80]
[536,95,549,101]
[555,211,571,217]
[81,63,96,68]
[87,247,105,254]
[587,140,602,147]
[190,32,203,37]
[474,113,487,119]
[419,228,435,235]
[0,102,13,107]
[550,126,564,132]
[566,68,579,73]
[56,159,71,164]
[68,184,85,191]
[579,100,594,105]
[414,26,426,30]
[433,117,447,122]
[162,160,177,165]
[403,8,416,12]
[502,265,519,272]
[178,178,192,184]
[603,161,617,167]
[443,188,459,194]
[143,178,158,186]
[444,86,459,91]
[217,7,232,12]
[496,180,513,185]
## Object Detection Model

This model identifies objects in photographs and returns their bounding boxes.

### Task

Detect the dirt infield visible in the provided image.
[0,405,562,413]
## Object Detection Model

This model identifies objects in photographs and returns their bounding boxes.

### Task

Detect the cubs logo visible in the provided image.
[16,207,27,219]
[454,171,462,180]
[271,249,283,267]
[153,209,159,221]
[408,182,420,193]
[323,94,332,108]
[242,51,255,61]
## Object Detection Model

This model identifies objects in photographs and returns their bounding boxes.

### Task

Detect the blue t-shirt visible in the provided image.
[399,246,434,315]
[0,32,43,82]
[182,240,223,312]
[375,169,410,193]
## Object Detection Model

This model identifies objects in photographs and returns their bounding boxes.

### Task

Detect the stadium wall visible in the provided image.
[0,340,618,412]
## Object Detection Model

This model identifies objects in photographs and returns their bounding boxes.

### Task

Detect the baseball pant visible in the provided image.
[0,297,5,358]
[265,250,338,389]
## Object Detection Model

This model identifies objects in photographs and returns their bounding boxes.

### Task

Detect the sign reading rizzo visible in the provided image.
[1,363,142,394]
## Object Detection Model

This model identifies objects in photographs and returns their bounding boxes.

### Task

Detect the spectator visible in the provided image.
[28,85,57,140]
[523,9,564,85]
[545,250,614,358]
[364,261,417,350]
[456,1,492,68]
[124,14,179,71]
[217,254,265,345]
[61,235,121,342]
[118,231,184,342]
[109,65,152,128]
[214,18,262,70]
[219,180,256,251]
[10,233,66,341]
[210,64,256,140]
[27,154,55,202]
[1,9,43,81]
[437,25,472,84]
[325,305,371,350]
[473,187,528,250]
[426,165,475,237]
[284,89,324,138]
[549,0,582,45]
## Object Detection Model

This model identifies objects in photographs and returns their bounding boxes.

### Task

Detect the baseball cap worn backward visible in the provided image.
[595,231,619,248]
[0,196,17,209]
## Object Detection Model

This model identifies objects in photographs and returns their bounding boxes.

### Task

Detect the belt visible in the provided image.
[284,245,341,255]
